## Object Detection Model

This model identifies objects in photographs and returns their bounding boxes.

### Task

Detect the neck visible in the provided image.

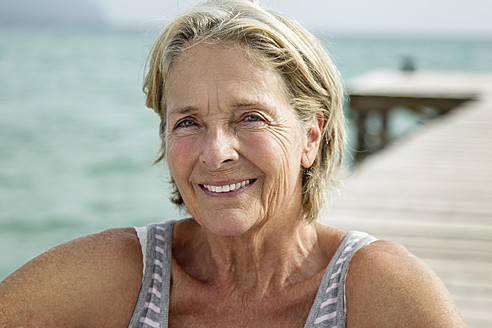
[174,214,328,297]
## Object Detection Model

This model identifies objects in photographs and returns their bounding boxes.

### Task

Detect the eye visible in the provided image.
[176,119,196,128]
[244,114,262,122]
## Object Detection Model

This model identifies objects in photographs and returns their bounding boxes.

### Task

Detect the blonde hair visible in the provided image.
[144,0,345,220]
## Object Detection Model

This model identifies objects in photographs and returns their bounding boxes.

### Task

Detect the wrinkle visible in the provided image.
[167,44,320,299]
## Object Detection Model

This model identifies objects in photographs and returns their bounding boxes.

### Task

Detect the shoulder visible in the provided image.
[345,240,465,327]
[0,227,143,327]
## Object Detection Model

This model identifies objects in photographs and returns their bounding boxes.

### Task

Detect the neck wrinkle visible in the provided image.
[197,216,323,297]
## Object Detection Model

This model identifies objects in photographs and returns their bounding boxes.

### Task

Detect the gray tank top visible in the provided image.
[129,220,377,327]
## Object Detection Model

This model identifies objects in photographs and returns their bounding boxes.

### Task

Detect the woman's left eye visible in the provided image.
[244,115,262,122]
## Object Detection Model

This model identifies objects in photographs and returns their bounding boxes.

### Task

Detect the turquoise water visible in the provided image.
[1,25,492,280]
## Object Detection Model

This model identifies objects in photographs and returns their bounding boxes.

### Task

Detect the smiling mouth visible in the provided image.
[201,179,255,193]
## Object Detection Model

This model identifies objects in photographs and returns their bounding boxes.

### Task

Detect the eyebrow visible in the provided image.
[167,100,274,116]
[231,102,257,108]
[230,101,273,111]
[168,106,199,116]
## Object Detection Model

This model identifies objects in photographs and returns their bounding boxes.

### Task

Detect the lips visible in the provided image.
[201,179,255,193]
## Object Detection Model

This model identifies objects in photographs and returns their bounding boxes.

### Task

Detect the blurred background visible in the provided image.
[1,0,491,283]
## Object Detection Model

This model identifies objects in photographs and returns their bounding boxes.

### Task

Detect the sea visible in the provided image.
[1,24,491,280]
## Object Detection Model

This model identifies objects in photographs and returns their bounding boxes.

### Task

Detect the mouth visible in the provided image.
[200,179,256,193]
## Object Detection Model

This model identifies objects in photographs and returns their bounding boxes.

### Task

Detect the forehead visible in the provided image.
[165,43,289,113]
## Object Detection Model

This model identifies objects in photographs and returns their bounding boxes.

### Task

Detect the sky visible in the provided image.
[92,0,492,38]
[1,0,491,39]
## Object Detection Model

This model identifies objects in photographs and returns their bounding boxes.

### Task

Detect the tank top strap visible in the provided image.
[304,231,378,328]
[129,219,176,328]
[129,223,376,328]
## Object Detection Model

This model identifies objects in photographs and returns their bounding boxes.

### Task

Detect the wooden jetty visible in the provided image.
[348,70,491,161]
[322,71,492,327]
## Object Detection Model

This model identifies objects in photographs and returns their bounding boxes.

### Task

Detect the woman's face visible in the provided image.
[165,44,318,236]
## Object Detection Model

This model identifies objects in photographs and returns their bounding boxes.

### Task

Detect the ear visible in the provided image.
[301,112,324,169]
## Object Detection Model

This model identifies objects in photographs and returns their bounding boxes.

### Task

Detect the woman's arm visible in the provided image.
[0,228,143,327]
[346,240,466,327]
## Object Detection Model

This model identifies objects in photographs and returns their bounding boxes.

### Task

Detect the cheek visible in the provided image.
[246,130,303,179]
[166,137,197,179]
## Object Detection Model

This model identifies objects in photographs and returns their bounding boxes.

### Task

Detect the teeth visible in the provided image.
[203,179,253,193]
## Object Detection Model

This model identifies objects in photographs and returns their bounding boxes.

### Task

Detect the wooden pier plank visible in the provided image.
[322,71,492,327]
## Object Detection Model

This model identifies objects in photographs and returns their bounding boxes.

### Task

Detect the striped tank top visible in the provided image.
[129,220,377,327]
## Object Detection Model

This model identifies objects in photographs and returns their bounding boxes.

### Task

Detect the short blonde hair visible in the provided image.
[144,0,345,220]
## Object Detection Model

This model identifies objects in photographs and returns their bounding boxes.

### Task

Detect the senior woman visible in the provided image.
[0,0,464,327]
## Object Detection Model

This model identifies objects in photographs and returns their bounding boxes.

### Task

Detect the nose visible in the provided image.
[199,126,239,169]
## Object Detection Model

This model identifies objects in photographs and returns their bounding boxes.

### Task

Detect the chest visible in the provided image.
[168,280,320,327]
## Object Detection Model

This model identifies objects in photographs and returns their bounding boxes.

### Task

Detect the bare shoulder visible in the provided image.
[0,227,143,327]
[346,240,466,327]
